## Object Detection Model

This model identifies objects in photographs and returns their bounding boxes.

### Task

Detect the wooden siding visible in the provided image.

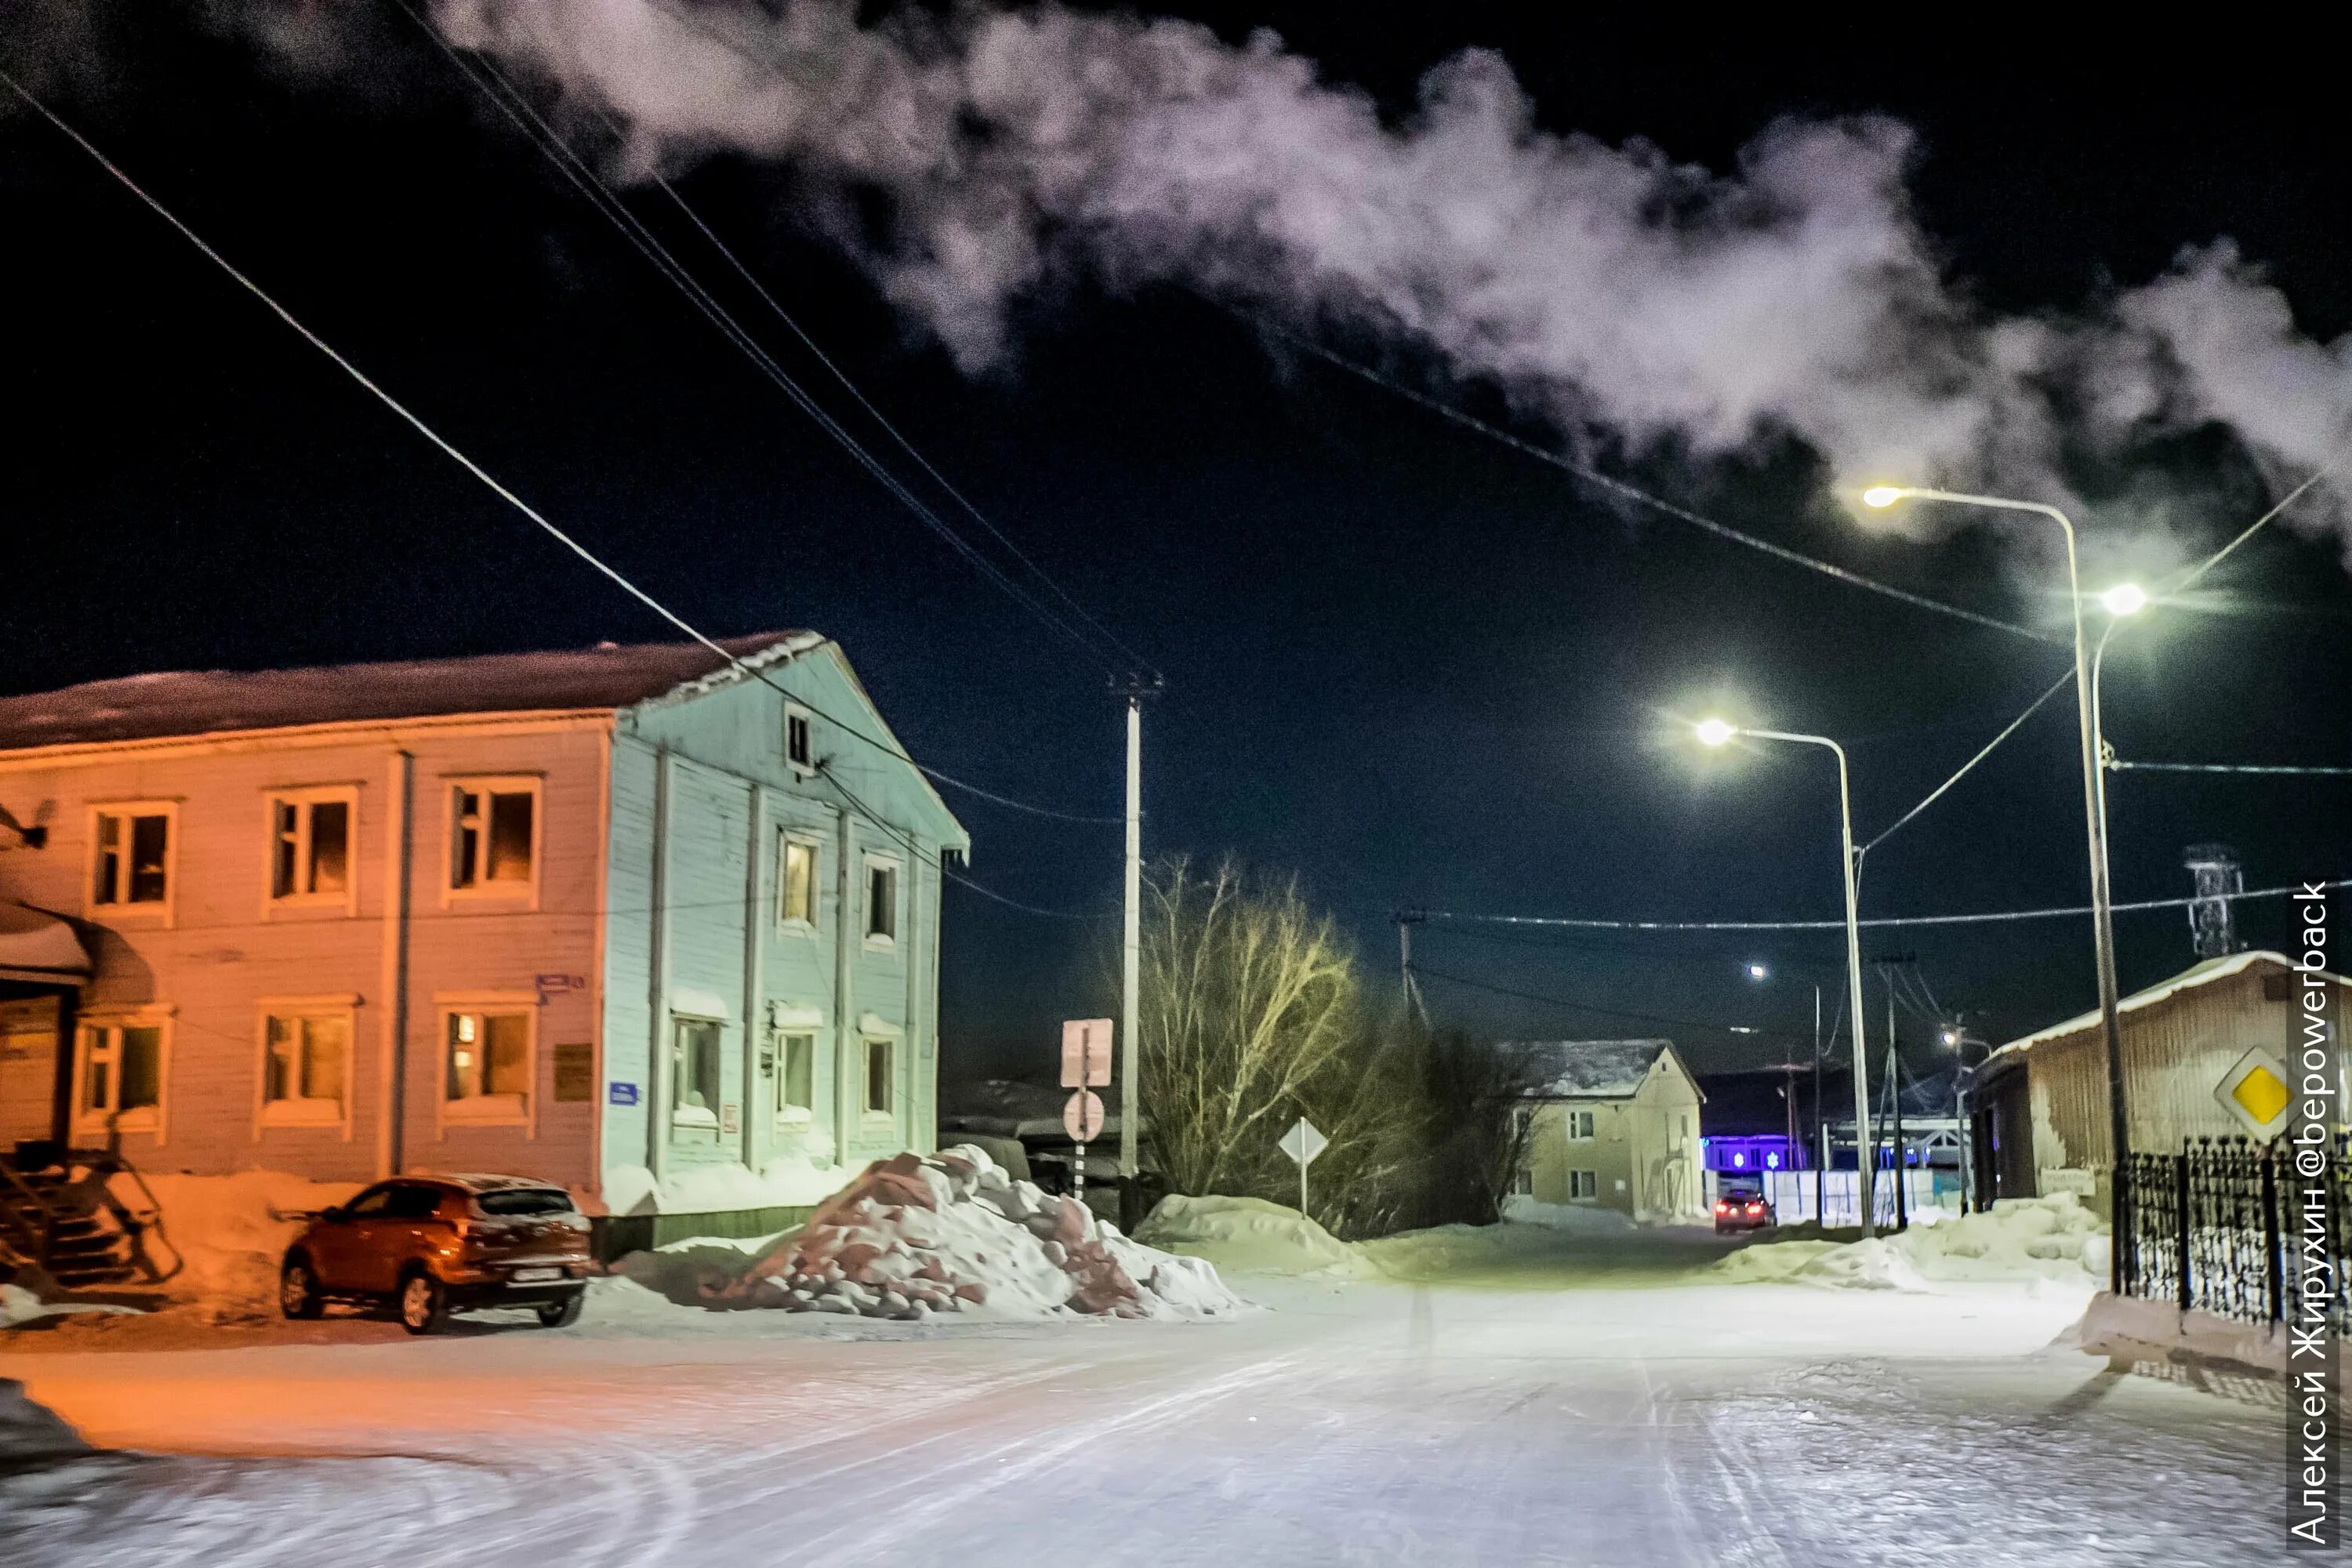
[0,719,608,1189]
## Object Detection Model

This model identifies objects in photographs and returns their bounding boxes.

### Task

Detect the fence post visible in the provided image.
[2173,1149,2190,1314]
[2259,1149,2284,1327]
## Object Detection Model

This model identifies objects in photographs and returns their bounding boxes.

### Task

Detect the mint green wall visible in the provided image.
[597,639,964,1207]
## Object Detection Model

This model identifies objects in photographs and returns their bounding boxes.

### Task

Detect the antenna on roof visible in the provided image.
[2183,844,2244,959]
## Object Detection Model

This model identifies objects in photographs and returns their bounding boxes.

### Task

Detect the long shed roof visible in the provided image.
[1987,949,2348,1064]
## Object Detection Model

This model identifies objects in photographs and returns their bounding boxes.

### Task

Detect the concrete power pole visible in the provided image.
[1396,909,1428,1028]
[1116,674,1159,1229]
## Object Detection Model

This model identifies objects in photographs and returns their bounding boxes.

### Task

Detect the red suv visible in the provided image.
[280,1174,592,1334]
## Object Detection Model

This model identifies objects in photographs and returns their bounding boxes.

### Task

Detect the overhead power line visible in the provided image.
[820,762,1104,922]
[1247,310,2060,646]
[394,3,1144,677]
[1411,964,1769,1037]
[0,70,1116,848]
[2110,759,2352,777]
[1422,877,2349,934]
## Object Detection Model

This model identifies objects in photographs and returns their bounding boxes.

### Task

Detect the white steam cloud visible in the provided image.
[430,0,2350,561]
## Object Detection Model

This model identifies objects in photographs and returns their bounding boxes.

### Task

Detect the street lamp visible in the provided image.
[1860,485,2130,1288]
[1697,718,1875,1236]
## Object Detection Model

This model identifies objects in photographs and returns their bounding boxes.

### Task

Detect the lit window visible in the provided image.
[262,1012,350,1126]
[444,1011,532,1120]
[76,1023,165,1134]
[786,706,814,772]
[1568,1169,1598,1200]
[778,1032,815,1121]
[671,1018,722,1133]
[450,782,535,891]
[864,1037,894,1116]
[865,858,898,944]
[92,808,171,909]
[269,793,353,903]
[779,834,819,927]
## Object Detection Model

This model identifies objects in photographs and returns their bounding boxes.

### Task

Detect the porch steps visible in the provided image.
[0,1161,142,1290]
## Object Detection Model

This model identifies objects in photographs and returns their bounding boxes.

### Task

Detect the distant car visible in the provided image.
[280,1174,592,1334]
[1712,1189,1777,1234]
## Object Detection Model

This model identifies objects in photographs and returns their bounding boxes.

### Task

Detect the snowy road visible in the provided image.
[2,1250,2281,1568]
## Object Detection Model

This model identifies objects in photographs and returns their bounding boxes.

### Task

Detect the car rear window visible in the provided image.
[473,1188,576,1217]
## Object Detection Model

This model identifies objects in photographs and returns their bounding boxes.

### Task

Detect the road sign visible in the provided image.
[1062,1018,1112,1089]
[1064,1088,1105,1143]
[1278,1117,1327,1167]
[1278,1117,1327,1219]
[2213,1046,2292,1141]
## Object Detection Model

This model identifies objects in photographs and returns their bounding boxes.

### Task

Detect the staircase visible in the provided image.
[1,1149,143,1290]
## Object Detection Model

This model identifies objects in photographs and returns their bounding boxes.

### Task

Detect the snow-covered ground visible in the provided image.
[2,1208,2280,1568]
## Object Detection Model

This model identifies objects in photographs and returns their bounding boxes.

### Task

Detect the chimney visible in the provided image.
[2182,844,2243,960]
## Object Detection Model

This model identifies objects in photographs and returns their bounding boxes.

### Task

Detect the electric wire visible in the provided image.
[393,3,1133,675]
[1410,963,1773,1038]
[2108,759,2352,776]
[820,761,1105,922]
[1248,310,2061,646]
[0,71,1119,833]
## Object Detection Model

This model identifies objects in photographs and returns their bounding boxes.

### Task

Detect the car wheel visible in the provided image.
[280,1254,324,1319]
[397,1268,449,1335]
[535,1290,586,1329]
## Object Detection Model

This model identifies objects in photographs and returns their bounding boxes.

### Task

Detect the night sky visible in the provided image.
[5,4,2347,1085]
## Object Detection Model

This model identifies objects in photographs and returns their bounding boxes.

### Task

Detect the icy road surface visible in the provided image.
[3,1234,2278,1567]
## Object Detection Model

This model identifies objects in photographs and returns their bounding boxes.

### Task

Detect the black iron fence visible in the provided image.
[2120,1138,2344,1328]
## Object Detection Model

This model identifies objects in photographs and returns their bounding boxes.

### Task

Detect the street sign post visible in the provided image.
[1065,1087,1105,1212]
[1062,1018,1112,1089]
[1277,1116,1328,1220]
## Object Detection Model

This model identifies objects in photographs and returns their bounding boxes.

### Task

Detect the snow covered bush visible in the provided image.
[721,1146,1244,1320]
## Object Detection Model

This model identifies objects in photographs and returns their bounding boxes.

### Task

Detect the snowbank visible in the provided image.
[1134,1196,1377,1279]
[601,1152,851,1218]
[113,1171,363,1320]
[1499,1197,1641,1234]
[1711,1194,2110,1294]
[0,1282,138,1330]
[0,1379,89,1465]
[2076,1290,2287,1375]
[723,1147,1245,1321]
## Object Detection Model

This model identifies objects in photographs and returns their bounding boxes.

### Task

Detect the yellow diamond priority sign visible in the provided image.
[2212,1047,2293,1141]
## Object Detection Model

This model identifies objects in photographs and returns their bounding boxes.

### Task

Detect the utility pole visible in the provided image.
[1873,953,1916,1231]
[1116,673,1160,1230]
[1396,909,1428,1028]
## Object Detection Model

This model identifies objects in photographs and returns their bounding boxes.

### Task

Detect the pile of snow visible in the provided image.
[1500,1197,1642,1234]
[1134,1196,1377,1279]
[723,1147,1245,1321]
[0,1282,137,1330]
[0,1379,89,1465]
[601,1152,851,1218]
[1712,1194,2110,1294]
[111,1171,362,1320]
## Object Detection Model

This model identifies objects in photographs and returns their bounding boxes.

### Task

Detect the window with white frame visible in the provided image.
[1512,1162,1534,1196]
[261,1011,351,1127]
[670,1018,722,1132]
[91,806,172,910]
[1567,1169,1598,1200]
[443,1008,532,1121]
[786,704,815,773]
[778,833,819,927]
[1566,1109,1595,1140]
[777,1031,815,1122]
[75,1021,165,1134]
[269,790,354,905]
[863,1036,894,1116]
[864,856,898,945]
[448,781,537,894]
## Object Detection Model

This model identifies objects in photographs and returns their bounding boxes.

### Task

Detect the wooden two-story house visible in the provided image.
[0,632,966,1215]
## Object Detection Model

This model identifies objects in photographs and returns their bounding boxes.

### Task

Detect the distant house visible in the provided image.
[1508,1040,1704,1222]
[0,633,967,1216]
[1967,950,2348,1212]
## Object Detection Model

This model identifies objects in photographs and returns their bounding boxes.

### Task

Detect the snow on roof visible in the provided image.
[0,902,91,982]
[1512,1039,1684,1100]
[0,632,822,751]
[1987,949,2350,1064]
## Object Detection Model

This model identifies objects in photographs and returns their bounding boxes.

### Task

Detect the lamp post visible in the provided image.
[1861,486,2132,1289]
[1699,719,1874,1237]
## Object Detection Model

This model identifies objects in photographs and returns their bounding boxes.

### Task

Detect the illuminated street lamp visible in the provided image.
[1860,485,2130,1286]
[1696,718,1875,1236]
[1744,961,1770,981]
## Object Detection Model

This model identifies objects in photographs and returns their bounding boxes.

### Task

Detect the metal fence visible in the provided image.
[2120,1138,2342,1328]
[1704,1168,1956,1229]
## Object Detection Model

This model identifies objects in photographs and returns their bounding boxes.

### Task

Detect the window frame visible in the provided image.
[71,1011,173,1142]
[436,993,539,1133]
[263,786,360,916]
[774,1029,817,1125]
[1567,1168,1598,1201]
[784,702,815,776]
[776,830,822,933]
[862,853,901,949]
[669,1014,725,1137]
[442,775,543,906]
[862,1034,895,1119]
[254,996,360,1138]
[85,800,179,924]
[1566,1108,1595,1141]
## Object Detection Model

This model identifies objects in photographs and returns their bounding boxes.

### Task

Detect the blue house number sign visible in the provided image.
[608,1082,640,1107]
